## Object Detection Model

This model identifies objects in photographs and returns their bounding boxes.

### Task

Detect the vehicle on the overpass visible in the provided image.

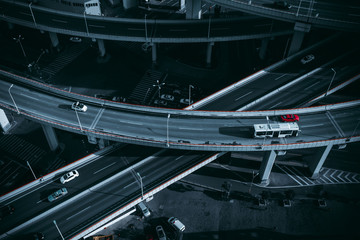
[48,188,68,202]
[301,54,315,64]
[71,101,88,112]
[253,122,300,138]
[281,114,299,122]
[60,170,79,184]
[272,1,292,10]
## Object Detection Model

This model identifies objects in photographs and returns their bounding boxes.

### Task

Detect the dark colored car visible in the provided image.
[281,114,299,122]
[273,1,291,10]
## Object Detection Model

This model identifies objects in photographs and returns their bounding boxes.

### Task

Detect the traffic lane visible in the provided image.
[297,113,341,140]
[250,64,360,110]
[0,144,158,233]
[14,151,208,239]
[274,34,358,74]
[200,72,297,111]
[329,108,360,135]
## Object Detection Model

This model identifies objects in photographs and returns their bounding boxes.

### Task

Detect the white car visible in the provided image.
[300,54,315,64]
[60,170,79,184]
[160,94,175,101]
[69,36,82,43]
[168,217,185,232]
[154,99,167,106]
[71,102,87,112]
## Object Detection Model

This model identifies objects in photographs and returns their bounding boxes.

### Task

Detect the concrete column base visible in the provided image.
[49,32,60,50]
[309,144,333,179]
[42,125,59,151]
[206,42,214,68]
[151,43,157,64]
[259,150,277,185]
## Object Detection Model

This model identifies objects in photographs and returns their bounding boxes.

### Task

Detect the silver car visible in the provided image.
[60,170,79,184]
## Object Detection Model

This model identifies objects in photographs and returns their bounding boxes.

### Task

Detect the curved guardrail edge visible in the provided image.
[1,68,359,118]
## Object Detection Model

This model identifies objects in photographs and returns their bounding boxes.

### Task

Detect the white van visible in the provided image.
[137,202,150,217]
[168,217,185,232]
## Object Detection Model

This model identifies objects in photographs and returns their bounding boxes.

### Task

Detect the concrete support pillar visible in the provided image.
[287,22,311,56]
[0,109,11,133]
[98,138,109,149]
[309,144,333,179]
[7,22,14,30]
[49,32,59,48]
[123,0,138,10]
[206,42,214,68]
[151,42,157,64]
[42,125,59,151]
[186,0,202,19]
[180,0,185,10]
[259,150,277,186]
[259,38,269,60]
[97,39,106,57]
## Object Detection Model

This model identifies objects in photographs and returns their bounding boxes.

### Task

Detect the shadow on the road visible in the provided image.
[218,126,252,138]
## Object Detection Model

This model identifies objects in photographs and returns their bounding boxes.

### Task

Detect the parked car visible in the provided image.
[60,170,79,184]
[0,205,15,221]
[179,98,194,105]
[168,217,185,232]
[69,36,82,43]
[272,1,291,10]
[71,102,87,112]
[281,114,299,122]
[137,202,151,217]
[154,99,167,106]
[301,54,315,64]
[156,225,166,240]
[160,94,175,101]
[48,188,68,202]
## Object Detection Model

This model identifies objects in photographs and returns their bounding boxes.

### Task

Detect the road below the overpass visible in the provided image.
[1,34,360,239]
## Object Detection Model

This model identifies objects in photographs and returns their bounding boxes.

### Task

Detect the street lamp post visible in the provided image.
[8,84,20,114]
[28,2,37,27]
[137,172,144,200]
[153,80,165,98]
[166,114,170,147]
[53,220,65,240]
[188,85,194,106]
[249,170,259,194]
[83,11,89,36]
[26,161,37,180]
[13,35,28,63]
[325,68,336,97]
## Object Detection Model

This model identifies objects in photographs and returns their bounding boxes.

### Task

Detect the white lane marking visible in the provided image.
[235,91,253,101]
[93,162,116,174]
[124,182,135,189]
[338,172,345,182]
[66,206,92,220]
[275,74,286,80]
[88,24,105,28]
[276,164,304,186]
[344,172,351,182]
[283,166,310,185]
[175,156,183,161]
[330,170,340,183]
[20,12,31,16]
[37,198,47,204]
[178,127,203,131]
[20,93,39,101]
[118,120,143,126]
[290,166,315,184]
[352,175,360,183]
[301,124,324,128]
[322,169,333,183]
[304,81,320,90]
[52,19,67,23]
[270,101,282,109]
